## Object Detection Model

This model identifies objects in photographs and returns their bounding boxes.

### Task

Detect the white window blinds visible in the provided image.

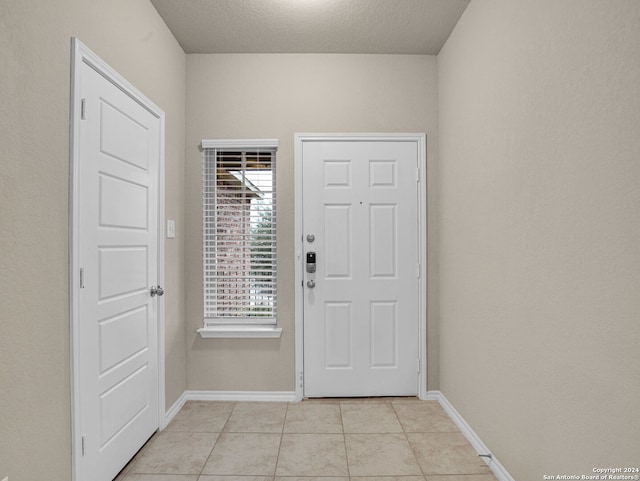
[202,140,278,325]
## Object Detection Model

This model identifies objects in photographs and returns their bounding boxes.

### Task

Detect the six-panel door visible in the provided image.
[303,140,420,397]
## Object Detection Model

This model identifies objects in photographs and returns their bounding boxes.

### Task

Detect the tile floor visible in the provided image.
[116,399,498,481]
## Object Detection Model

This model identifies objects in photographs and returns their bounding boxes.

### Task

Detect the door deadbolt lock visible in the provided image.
[306,234,315,243]
[307,280,316,288]
[306,252,316,273]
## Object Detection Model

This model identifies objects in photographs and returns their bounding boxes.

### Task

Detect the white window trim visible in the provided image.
[197,325,283,339]
[202,139,279,150]
[199,138,281,339]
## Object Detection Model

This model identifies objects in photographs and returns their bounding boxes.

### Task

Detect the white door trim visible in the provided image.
[69,38,166,481]
[294,133,427,401]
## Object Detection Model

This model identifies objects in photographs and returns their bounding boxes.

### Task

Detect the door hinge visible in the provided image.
[81,435,86,456]
[79,268,85,288]
[417,358,421,373]
[416,167,420,182]
[80,98,86,120]
[416,263,420,278]
[298,370,304,388]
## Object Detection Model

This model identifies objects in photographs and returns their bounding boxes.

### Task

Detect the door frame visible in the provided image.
[294,133,427,401]
[69,38,166,481]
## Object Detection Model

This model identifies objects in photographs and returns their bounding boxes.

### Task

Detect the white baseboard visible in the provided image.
[186,390,297,402]
[426,390,515,481]
[163,390,297,428]
[420,390,441,401]
[162,390,189,429]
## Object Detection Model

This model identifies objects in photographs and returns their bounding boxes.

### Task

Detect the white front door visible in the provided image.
[75,57,161,480]
[302,139,420,397]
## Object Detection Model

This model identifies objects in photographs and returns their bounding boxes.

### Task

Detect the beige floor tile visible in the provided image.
[341,403,403,433]
[165,401,235,433]
[276,433,348,476]
[392,401,459,433]
[121,475,198,481]
[129,432,219,474]
[201,432,281,475]
[284,402,343,433]
[351,477,425,481]
[199,477,274,481]
[345,433,422,476]
[407,433,492,475]
[224,402,287,433]
[274,478,348,481]
[425,475,497,481]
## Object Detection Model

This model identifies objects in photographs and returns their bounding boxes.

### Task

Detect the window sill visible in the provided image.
[197,325,283,339]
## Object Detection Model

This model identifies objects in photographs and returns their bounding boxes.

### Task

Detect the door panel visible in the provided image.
[324,302,352,368]
[99,364,150,445]
[370,301,397,367]
[370,204,397,277]
[99,99,150,169]
[303,140,419,397]
[324,205,352,278]
[78,62,160,481]
[98,174,149,229]
[98,247,148,299]
[98,307,148,373]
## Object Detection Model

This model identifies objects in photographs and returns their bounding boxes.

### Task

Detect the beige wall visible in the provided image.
[186,54,440,391]
[438,0,640,478]
[0,1,186,479]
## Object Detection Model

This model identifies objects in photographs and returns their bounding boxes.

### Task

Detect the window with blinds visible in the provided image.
[202,140,277,325]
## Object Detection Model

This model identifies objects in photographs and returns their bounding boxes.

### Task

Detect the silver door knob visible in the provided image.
[150,286,164,297]
[306,280,316,288]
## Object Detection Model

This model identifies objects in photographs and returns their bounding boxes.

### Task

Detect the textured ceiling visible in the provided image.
[149,0,470,54]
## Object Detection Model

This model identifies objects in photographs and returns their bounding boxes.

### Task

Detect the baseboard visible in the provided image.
[420,390,441,401]
[426,390,516,481]
[163,389,297,429]
[186,390,298,402]
[162,390,189,429]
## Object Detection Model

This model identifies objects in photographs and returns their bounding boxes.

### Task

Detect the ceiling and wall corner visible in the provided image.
[149,0,470,54]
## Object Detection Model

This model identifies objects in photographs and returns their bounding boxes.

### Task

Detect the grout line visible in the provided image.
[272,401,288,477]
[339,401,352,479]
[391,401,427,480]
[196,401,236,478]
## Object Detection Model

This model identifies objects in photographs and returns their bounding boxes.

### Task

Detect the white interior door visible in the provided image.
[302,139,420,397]
[76,59,161,481]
